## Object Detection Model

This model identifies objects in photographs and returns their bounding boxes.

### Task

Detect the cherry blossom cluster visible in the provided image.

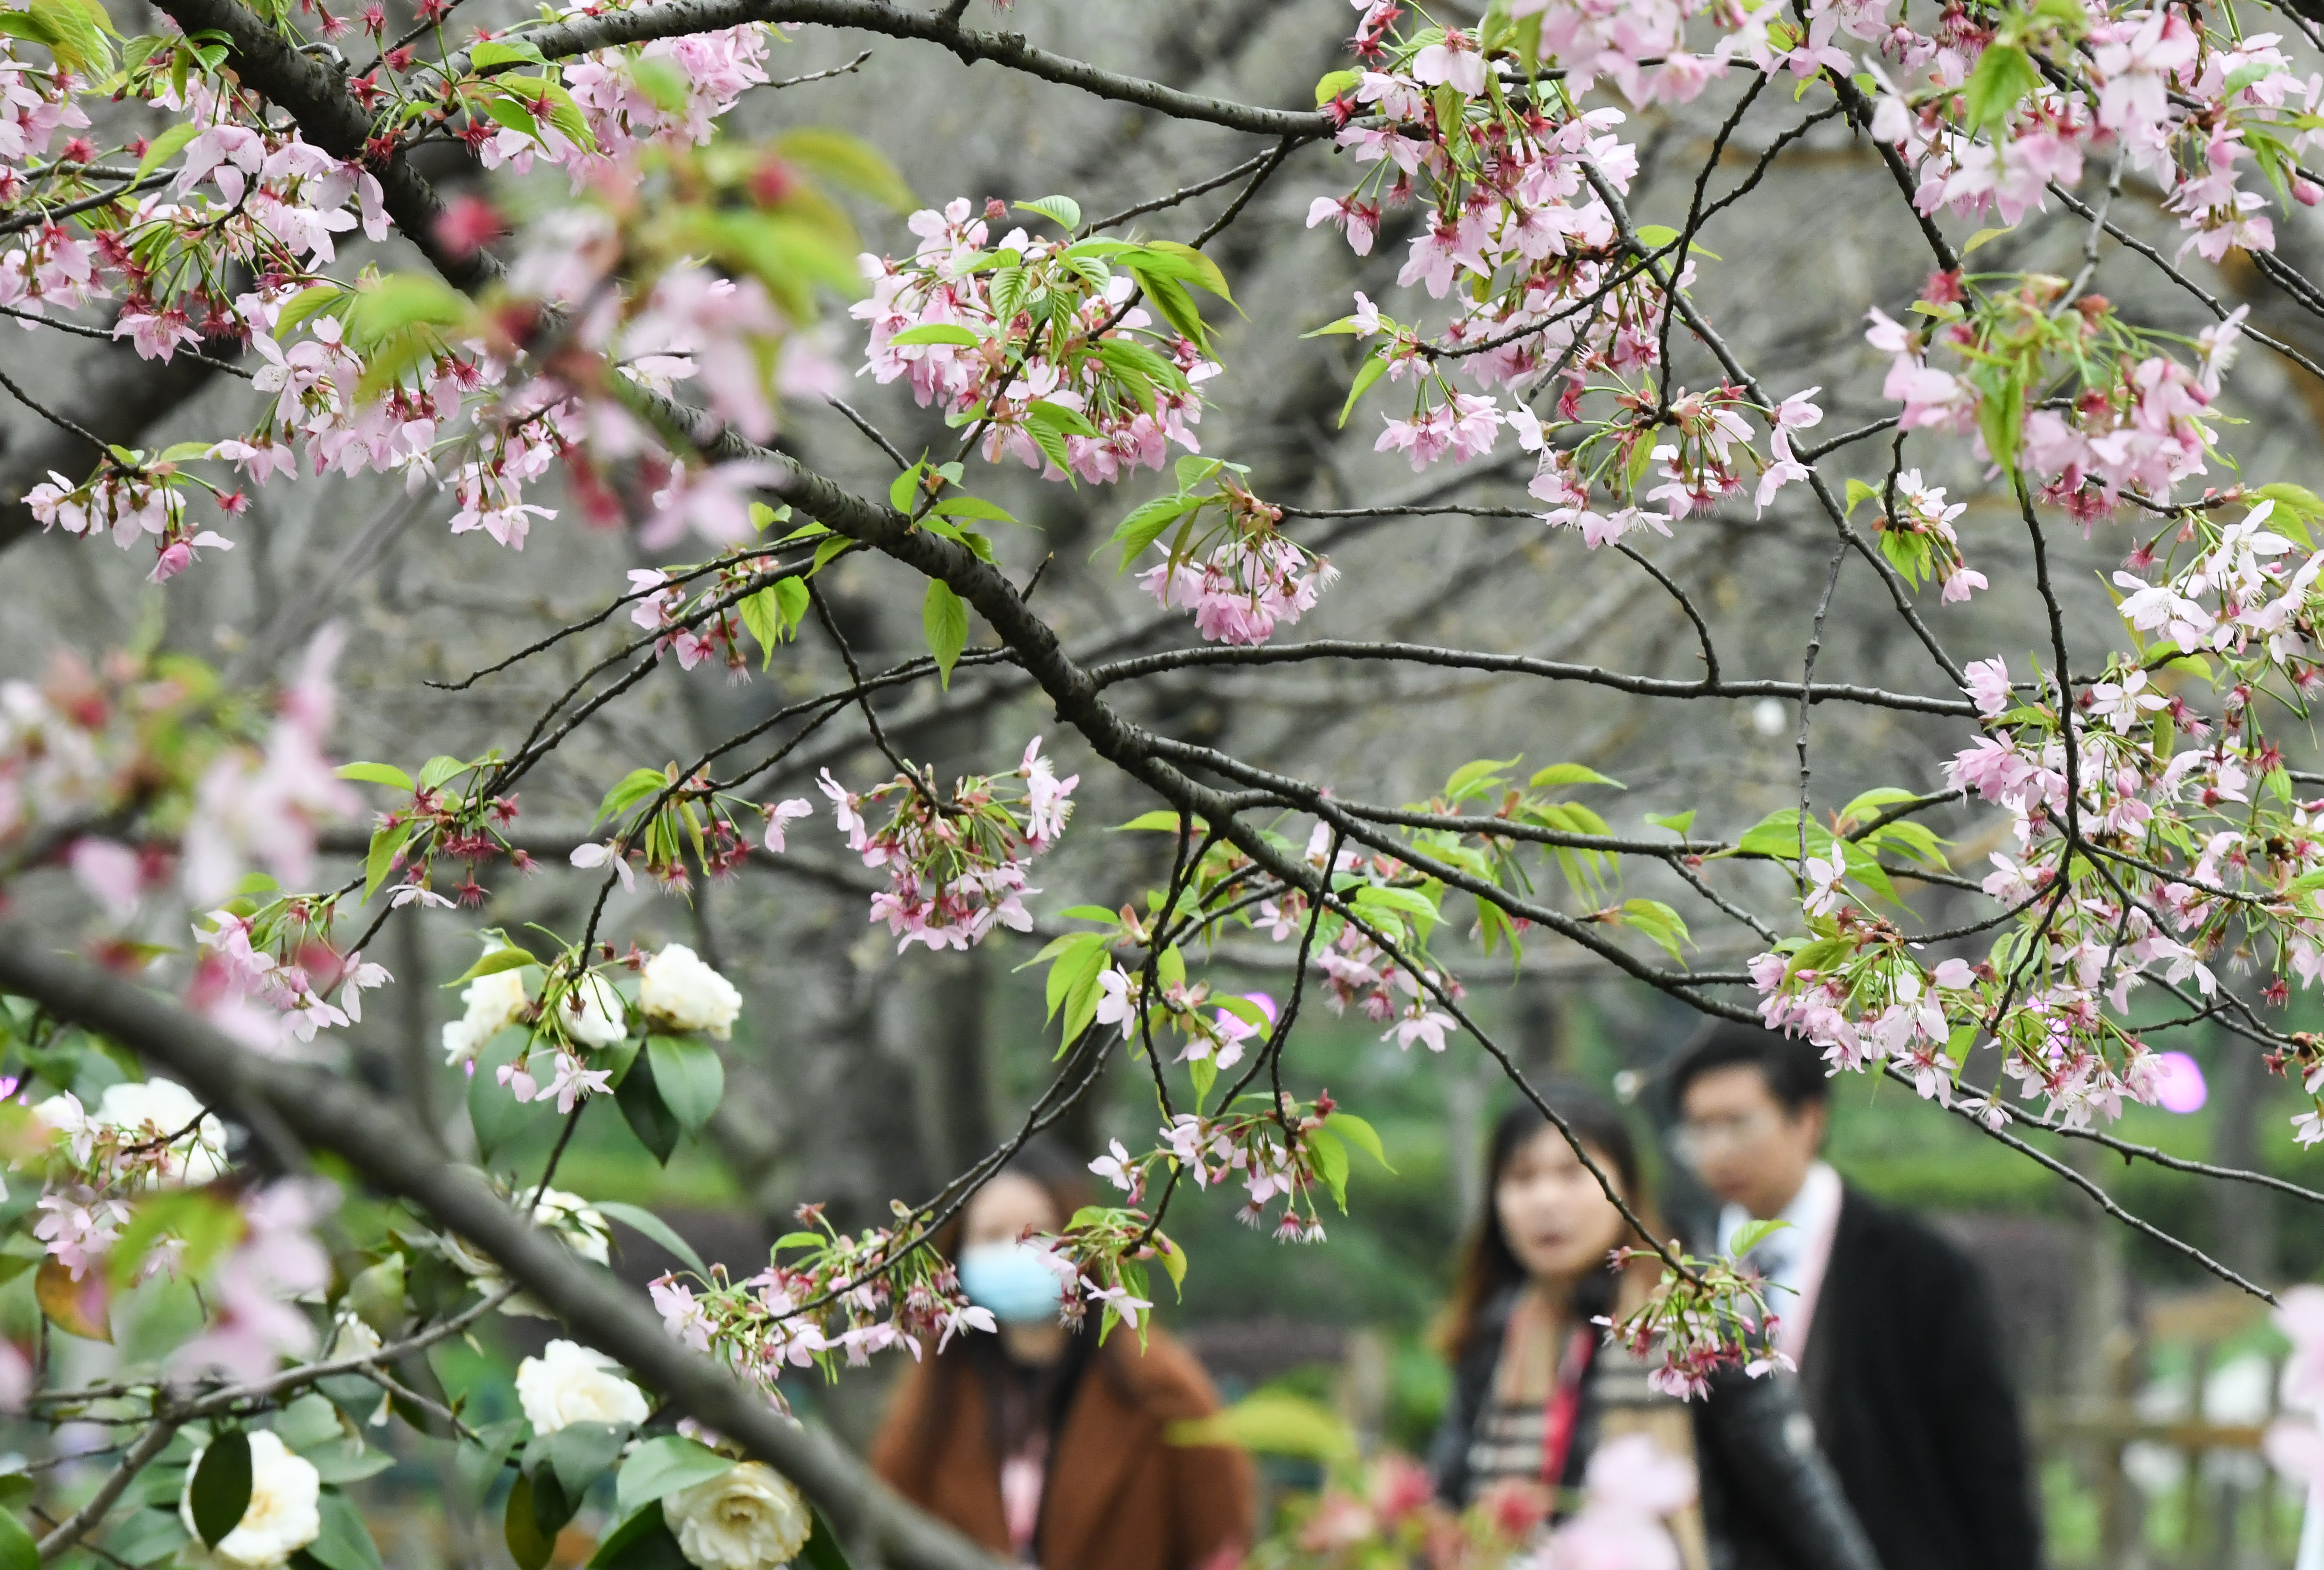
[0,628,367,1034]
[9,9,861,588]
[1306,25,1824,547]
[1752,487,2324,1140]
[1120,460,1340,645]
[802,739,1078,951]
[1864,274,2243,523]
[1604,1242,1791,1401]
[1864,4,2324,269]
[1135,1093,1356,1241]
[852,196,1221,484]
[644,1201,994,1401]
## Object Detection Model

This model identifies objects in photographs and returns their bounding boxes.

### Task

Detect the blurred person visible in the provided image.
[871,1143,1255,1570]
[1429,1086,1879,1570]
[1670,1021,2039,1570]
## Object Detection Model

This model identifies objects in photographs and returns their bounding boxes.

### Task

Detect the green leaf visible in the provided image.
[1735,807,1834,862]
[928,494,1016,525]
[1646,810,1696,836]
[96,1509,184,1567]
[738,588,784,667]
[444,946,533,988]
[417,755,468,791]
[1306,1126,1349,1211]
[594,766,672,827]
[1106,492,1199,572]
[1726,1217,1791,1258]
[586,1509,690,1570]
[1111,811,1204,832]
[468,39,546,69]
[271,286,344,342]
[771,128,915,211]
[1961,225,2014,256]
[1323,1111,1393,1170]
[1041,933,1109,1024]
[795,1509,855,1570]
[468,1030,543,1162]
[615,1053,681,1166]
[1336,350,1389,428]
[1167,1391,1356,1463]
[302,1491,383,1570]
[134,121,200,182]
[1313,67,1359,104]
[886,323,980,347]
[343,274,470,353]
[1128,266,1209,354]
[1141,240,1235,307]
[922,580,969,688]
[0,1509,35,1570]
[524,1422,631,1508]
[505,1475,554,1570]
[1015,194,1082,231]
[613,1438,734,1520]
[592,1201,708,1278]
[1444,756,1521,801]
[1615,898,1691,960]
[336,761,415,791]
[1962,40,2040,134]
[645,1036,724,1135]
[363,821,414,906]
[189,1430,253,1549]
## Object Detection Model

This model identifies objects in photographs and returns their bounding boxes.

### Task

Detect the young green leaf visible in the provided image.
[923,580,969,688]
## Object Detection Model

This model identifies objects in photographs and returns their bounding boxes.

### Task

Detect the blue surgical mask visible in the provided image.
[957,1241,1064,1324]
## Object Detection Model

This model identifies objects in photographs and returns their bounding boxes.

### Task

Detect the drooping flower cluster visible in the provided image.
[1304,24,1827,544]
[806,739,1078,951]
[1125,464,1340,645]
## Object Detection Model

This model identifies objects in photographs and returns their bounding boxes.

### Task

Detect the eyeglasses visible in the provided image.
[1668,1108,1781,1167]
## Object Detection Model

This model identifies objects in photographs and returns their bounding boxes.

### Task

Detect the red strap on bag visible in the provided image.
[1539,1328,1596,1489]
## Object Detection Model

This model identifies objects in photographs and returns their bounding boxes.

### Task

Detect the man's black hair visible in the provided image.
[1668,1020,1829,1114]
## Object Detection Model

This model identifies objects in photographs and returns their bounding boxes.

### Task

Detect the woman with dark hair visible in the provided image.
[1429,1087,1882,1570]
[870,1143,1255,1570]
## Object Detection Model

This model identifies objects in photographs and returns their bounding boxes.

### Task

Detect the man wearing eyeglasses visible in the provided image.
[1669,1020,2039,1570]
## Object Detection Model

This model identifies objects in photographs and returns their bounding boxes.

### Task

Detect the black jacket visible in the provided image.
[1792,1186,2042,1570]
[1429,1289,1880,1570]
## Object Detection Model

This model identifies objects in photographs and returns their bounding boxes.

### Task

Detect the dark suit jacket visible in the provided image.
[1799,1186,2043,1570]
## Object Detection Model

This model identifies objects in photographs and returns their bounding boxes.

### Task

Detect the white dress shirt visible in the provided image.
[1716,1159,1843,1360]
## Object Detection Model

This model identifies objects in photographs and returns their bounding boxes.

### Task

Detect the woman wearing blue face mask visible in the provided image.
[872,1144,1255,1570]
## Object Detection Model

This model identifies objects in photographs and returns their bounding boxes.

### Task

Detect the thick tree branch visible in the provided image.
[449,0,1336,140]
[0,939,1011,1570]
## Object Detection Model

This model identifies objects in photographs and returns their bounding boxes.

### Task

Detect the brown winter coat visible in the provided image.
[870,1328,1256,1570]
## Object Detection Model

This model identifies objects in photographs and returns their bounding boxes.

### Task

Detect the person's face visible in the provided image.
[1493,1125,1629,1286]
[1676,1064,1827,1220]
[962,1173,1061,1249]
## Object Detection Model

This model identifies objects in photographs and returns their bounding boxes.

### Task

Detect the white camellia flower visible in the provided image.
[438,1186,610,1316]
[514,1340,649,1433]
[662,1462,813,1570]
[178,1431,321,1570]
[639,944,742,1039]
[441,962,532,1066]
[558,973,629,1049]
